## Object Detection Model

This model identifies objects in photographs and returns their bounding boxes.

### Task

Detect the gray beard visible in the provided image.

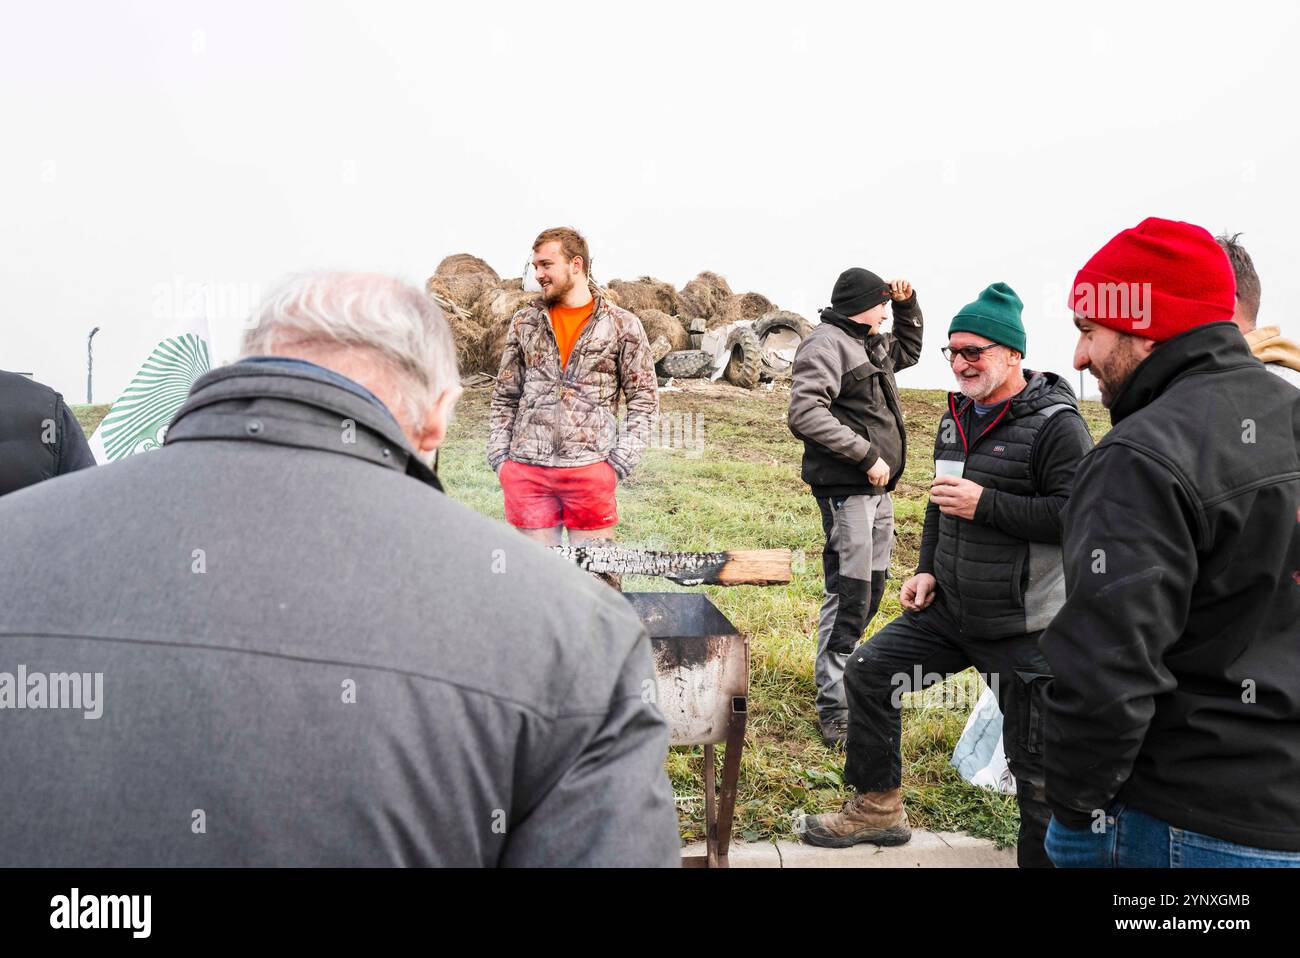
[957,372,1004,402]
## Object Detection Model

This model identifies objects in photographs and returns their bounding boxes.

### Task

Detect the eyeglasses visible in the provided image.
[941,343,1001,364]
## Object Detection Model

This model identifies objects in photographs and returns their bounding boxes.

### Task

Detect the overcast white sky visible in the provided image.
[3,0,1297,404]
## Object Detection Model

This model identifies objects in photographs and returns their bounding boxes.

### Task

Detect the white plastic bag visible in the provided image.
[951,685,1017,795]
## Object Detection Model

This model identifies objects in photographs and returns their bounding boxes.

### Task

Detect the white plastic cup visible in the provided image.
[935,459,965,479]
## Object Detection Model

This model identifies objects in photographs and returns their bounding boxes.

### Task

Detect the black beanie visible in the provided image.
[830,268,890,317]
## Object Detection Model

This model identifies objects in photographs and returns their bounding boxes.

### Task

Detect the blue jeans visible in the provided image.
[1047,802,1300,867]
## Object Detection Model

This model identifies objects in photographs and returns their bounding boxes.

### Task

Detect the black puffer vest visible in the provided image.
[932,371,1082,638]
[0,370,62,496]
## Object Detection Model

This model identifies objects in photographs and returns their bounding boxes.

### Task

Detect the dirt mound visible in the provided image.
[710,291,775,329]
[608,277,684,317]
[637,308,689,352]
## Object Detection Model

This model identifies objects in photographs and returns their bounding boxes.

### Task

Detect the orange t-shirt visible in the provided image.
[550,299,595,369]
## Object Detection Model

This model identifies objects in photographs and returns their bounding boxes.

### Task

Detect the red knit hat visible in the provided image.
[1069,217,1236,341]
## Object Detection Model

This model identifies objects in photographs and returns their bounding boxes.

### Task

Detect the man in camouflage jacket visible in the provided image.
[489,227,658,545]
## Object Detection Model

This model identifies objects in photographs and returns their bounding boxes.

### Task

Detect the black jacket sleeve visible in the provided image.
[971,411,1093,543]
[917,499,941,575]
[1039,442,1198,828]
[886,294,924,371]
[56,399,96,474]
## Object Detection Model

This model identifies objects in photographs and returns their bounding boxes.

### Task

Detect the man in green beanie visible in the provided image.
[799,282,1094,868]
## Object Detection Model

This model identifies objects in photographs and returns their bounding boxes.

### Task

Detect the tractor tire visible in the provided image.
[753,310,812,380]
[723,325,763,389]
[658,349,713,379]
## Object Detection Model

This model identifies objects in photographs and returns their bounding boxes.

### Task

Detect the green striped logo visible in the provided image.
[99,333,211,461]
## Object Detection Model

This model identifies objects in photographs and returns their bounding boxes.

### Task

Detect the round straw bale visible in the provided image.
[608,277,684,317]
[434,254,501,311]
[680,271,733,319]
[472,286,539,329]
[709,291,775,329]
[636,308,689,352]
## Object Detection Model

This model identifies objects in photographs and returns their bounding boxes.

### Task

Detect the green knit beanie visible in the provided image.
[948,282,1026,356]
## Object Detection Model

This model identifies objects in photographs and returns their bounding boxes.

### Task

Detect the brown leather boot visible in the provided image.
[798,789,912,848]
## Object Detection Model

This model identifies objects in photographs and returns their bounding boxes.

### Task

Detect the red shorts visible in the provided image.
[500,460,619,531]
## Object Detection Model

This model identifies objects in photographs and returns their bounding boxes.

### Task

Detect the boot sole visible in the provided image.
[801,822,912,850]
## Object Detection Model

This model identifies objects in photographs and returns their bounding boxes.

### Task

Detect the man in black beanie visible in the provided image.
[788,269,922,747]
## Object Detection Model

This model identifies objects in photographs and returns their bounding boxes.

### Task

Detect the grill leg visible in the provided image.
[703,743,718,867]
[715,699,747,867]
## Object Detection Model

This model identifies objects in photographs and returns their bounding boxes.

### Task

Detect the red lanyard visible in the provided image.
[948,393,1011,456]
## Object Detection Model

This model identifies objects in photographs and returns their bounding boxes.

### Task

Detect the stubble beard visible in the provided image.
[1096,337,1144,408]
[542,272,576,306]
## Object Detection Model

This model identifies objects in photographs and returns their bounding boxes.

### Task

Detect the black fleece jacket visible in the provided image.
[1041,323,1300,851]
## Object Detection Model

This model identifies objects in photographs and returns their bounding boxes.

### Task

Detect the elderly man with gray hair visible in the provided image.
[0,272,681,867]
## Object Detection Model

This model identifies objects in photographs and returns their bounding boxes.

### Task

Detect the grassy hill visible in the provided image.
[75,384,1111,847]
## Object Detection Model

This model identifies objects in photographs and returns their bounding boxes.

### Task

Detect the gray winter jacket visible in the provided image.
[787,298,924,497]
[0,362,680,867]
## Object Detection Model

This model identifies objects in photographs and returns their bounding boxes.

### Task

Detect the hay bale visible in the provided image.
[424,275,456,305]
[709,291,775,329]
[680,271,733,319]
[471,287,541,373]
[472,286,538,329]
[448,313,487,373]
[425,276,486,373]
[436,253,499,281]
[608,277,684,317]
[697,271,732,300]
[478,320,514,375]
[636,308,689,352]
[434,254,501,311]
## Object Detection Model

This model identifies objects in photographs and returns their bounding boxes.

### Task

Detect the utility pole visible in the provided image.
[87,326,100,403]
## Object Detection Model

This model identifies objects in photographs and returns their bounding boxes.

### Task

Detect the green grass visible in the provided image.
[73,404,111,436]
[436,383,1110,847]
[73,384,1111,849]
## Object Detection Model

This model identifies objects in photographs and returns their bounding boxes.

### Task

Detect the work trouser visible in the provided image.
[814,493,893,723]
[842,599,1054,868]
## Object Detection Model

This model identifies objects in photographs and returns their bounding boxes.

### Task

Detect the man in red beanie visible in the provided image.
[1042,217,1300,867]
